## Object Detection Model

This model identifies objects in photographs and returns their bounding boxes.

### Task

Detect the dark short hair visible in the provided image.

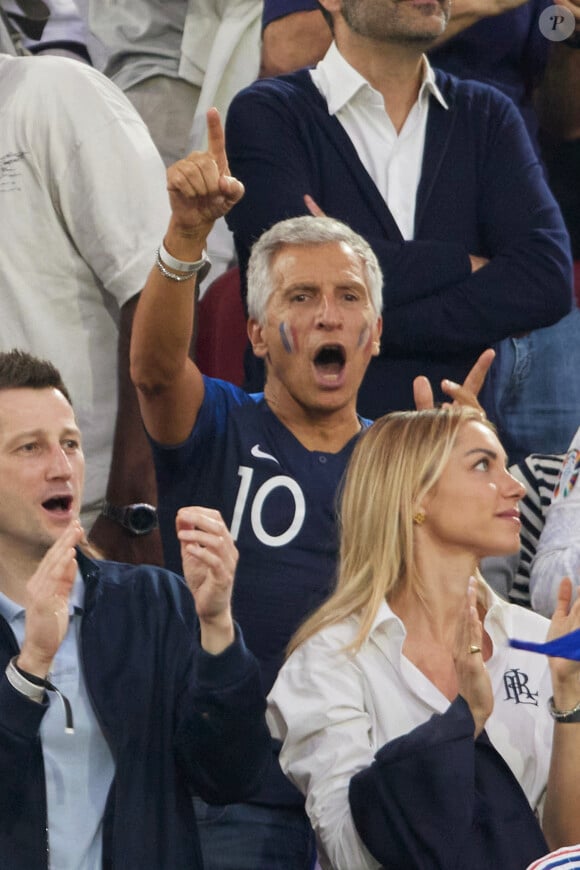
[0,349,72,405]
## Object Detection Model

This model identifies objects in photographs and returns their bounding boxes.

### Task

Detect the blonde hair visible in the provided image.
[288,407,494,654]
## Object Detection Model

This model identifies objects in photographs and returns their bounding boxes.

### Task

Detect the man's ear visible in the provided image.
[372,315,383,356]
[248,318,268,359]
[318,0,341,17]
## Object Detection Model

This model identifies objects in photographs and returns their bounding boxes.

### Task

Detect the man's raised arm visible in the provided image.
[130,109,245,446]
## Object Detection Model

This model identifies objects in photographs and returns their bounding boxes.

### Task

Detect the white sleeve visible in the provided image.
[268,643,381,870]
[37,59,170,308]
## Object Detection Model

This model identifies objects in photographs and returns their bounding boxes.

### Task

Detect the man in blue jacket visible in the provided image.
[0,349,270,869]
[226,0,578,465]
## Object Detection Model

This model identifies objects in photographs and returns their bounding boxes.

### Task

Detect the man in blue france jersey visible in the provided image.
[130,109,492,870]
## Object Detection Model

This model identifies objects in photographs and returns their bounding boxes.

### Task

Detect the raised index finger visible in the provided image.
[461,348,495,399]
[413,375,435,410]
[206,107,228,175]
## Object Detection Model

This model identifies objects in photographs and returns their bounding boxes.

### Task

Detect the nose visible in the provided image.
[503,468,526,501]
[316,293,342,328]
[46,444,73,479]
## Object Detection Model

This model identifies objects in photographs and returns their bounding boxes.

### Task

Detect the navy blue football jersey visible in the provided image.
[153,377,368,693]
[152,377,369,805]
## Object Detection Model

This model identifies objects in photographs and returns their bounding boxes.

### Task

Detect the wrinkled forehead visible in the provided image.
[0,387,77,441]
[269,240,370,296]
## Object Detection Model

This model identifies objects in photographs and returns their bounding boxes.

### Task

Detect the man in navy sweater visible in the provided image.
[0,349,270,869]
[226,0,578,465]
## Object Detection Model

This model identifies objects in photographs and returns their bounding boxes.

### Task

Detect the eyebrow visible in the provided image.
[5,426,81,448]
[5,428,44,448]
[282,280,367,294]
[282,283,319,295]
[464,447,509,467]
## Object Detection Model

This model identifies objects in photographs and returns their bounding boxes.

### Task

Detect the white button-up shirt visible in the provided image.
[310,42,448,240]
[269,584,552,870]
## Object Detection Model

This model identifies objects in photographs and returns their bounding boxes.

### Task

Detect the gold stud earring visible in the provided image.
[413,511,426,525]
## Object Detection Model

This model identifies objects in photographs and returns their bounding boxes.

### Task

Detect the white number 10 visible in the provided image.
[230,465,306,547]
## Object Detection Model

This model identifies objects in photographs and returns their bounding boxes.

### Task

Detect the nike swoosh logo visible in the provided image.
[250,444,280,464]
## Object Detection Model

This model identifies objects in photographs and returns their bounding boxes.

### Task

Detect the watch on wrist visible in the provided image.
[548,695,580,723]
[101,501,158,536]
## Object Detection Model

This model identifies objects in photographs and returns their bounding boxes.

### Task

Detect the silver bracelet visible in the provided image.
[155,249,196,282]
[6,658,45,703]
[548,695,580,723]
[159,243,210,274]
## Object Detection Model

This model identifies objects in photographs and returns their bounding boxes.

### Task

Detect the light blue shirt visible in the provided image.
[0,572,115,870]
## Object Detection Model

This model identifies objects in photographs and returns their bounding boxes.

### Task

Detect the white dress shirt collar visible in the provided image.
[368,580,518,656]
[310,42,448,240]
[311,41,448,117]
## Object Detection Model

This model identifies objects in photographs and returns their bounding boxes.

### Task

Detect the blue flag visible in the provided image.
[509,628,580,661]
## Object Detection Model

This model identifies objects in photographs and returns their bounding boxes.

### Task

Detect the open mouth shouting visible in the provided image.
[313,344,347,386]
[42,493,74,520]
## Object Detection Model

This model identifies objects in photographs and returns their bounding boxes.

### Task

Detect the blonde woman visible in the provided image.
[268,408,580,870]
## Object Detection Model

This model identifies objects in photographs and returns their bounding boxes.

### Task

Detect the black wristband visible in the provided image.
[10,657,74,732]
[12,658,48,686]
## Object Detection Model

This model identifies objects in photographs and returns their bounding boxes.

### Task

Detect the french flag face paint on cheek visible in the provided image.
[358,325,372,350]
[280,322,297,353]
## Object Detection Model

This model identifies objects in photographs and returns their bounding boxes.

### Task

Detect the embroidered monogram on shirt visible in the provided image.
[503,668,539,705]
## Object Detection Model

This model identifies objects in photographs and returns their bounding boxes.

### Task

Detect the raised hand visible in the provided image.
[177,506,237,654]
[18,522,84,677]
[453,576,493,736]
[166,108,245,239]
[413,348,495,413]
[547,578,580,708]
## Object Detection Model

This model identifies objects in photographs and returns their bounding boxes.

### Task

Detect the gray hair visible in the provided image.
[246,216,384,324]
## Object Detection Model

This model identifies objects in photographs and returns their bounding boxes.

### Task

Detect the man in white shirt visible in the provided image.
[85,0,263,283]
[0,49,171,564]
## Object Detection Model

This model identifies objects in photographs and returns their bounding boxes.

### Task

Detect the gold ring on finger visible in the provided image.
[469,645,482,655]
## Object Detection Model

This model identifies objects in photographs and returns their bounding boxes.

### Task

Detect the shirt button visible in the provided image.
[318,455,327,464]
